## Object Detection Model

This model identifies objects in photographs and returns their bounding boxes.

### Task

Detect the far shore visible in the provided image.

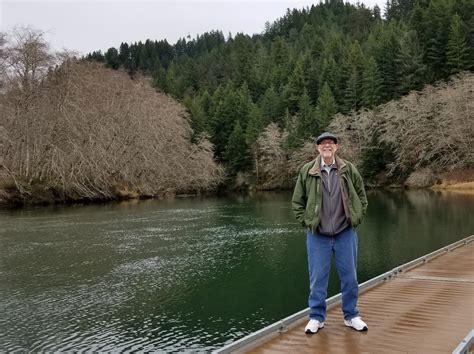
[431,181,474,195]
[431,181,474,190]
[1,178,474,208]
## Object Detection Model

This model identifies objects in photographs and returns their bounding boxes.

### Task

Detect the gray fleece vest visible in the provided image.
[317,165,350,236]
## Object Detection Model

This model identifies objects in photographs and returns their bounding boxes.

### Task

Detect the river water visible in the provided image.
[0,190,473,352]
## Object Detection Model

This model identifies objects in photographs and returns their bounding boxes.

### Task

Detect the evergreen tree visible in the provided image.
[231,34,254,88]
[361,56,383,108]
[118,42,130,69]
[341,41,364,112]
[180,56,199,93]
[424,0,452,80]
[105,47,120,70]
[209,83,251,161]
[187,91,214,138]
[155,39,174,69]
[396,30,427,94]
[287,58,306,113]
[316,82,336,131]
[249,40,267,101]
[322,31,344,66]
[86,50,105,62]
[375,23,401,100]
[306,41,322,102]
[309,35,325,62]
[210,83,238,160]
[199,90,213,122]
[319,56,338,98]
[245,105,266,146]
[260,86,285,124]
[270,36,291,89]
[296,90,318,142]
[446,14,471,73]
[384,0,393,21]
[128,56,137,76]
[236,83,253,128]
[152,62,168,92]
[408,3,425,41]
[183,95,207,140]
[165,62,178,96]
[386,0,416,21]
[207,84,223,127]
[137,43,148,71]
[343,68,361,112]
[297,23,316,53]
[224,121,251,174]
[373,4,382,21]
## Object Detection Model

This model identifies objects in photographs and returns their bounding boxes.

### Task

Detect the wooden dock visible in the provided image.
[216,235,474,354]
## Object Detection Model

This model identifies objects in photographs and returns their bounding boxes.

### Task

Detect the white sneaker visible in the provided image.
[344,316,368,331]
[305,319,324,334]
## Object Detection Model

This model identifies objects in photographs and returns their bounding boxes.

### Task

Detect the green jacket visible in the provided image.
[291,155,368,232]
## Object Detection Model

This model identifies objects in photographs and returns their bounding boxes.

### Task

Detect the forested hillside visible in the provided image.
[89,0,473,184]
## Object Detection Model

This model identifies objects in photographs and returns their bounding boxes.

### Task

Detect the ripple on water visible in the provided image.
[0,196,310,352]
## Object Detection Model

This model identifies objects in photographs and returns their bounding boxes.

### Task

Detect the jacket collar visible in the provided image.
[336,156,347,171]
[309,156,322,175]
[309,155,346,175]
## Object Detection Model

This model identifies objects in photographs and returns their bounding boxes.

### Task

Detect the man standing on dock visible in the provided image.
[292,132,368,334]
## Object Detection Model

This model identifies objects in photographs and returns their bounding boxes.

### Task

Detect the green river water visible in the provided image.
[0,189,473,352]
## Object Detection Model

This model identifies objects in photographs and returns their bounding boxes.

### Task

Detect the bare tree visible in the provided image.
[254,123,292,189]
[0,32,7,89]
[377,72,473,174]
[0,60,223,203]
[288,141,316,175]
[3,26,55,90]
[0,27,59,180]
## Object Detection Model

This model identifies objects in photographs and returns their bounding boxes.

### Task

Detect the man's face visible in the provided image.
[317,139,338,161]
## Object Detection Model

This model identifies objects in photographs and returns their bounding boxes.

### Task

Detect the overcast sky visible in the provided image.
[1,0,385,55]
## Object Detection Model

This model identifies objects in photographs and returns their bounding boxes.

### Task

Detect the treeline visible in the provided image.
[88,0,473,182]
[0,28,223,205]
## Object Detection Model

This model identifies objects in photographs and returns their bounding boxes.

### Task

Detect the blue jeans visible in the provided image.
[306,226,359,322]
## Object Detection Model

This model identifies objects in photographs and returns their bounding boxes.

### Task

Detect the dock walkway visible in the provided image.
[216,235,474,353]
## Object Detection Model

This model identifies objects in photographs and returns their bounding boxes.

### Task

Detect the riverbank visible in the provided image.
[431,181,474,196]
[432,181,474,190]
[0,177,224,207]
[1,173,473,208]
[431,169,474,193]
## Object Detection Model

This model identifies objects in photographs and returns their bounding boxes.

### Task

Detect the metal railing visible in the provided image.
[452,329,474,354]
